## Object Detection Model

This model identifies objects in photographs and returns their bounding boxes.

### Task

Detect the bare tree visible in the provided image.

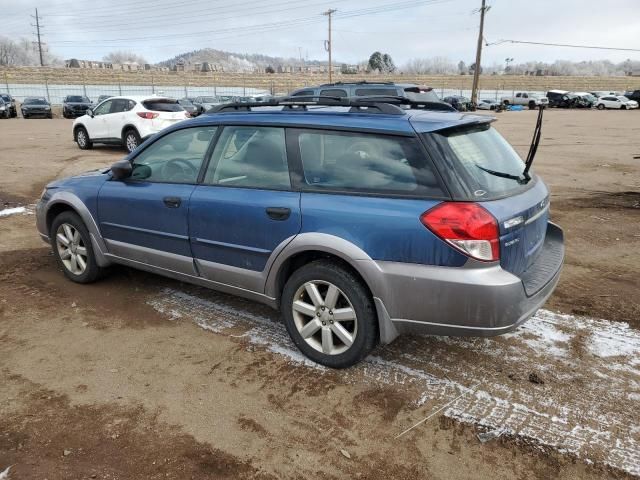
[103,50,147,65]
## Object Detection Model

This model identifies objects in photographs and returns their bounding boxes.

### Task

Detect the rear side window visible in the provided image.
[355,88,398,96]
[204,126,290,190]
[110,99,135,113]
[297,130,444,197]
[426,124,529,199]
[320,88,347,98]
[142,99,183,112]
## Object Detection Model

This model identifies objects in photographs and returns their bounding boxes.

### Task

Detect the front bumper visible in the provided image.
[374,222,564,337]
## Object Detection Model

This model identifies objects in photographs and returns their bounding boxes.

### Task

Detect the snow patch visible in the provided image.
[0,207,26,217]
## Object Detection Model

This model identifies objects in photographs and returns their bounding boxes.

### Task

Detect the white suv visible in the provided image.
[595,95,639,110]
[72,95,189,152]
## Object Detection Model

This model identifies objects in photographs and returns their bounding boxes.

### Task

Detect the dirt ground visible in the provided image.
[0,110,638,479]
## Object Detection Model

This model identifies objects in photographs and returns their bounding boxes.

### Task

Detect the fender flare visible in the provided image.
[265,232,399,344]
[45,191,111,267]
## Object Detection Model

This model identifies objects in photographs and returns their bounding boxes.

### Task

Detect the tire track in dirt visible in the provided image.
[147,287,640,477]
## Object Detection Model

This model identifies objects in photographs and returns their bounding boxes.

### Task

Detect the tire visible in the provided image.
[621,105,626,110]
[503,100,510,106]
[597,104,605,110]
[124,128,141,153]
[75,126,93,150]
[22,113,29,119]
[281,260,378,368]
[47,113,53,119]
[62,110,69,119]
[528,101,537,110]
[50,211,106,284]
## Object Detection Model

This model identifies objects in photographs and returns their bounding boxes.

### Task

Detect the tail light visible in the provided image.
[420,202,499,262]
[137,112,158,119]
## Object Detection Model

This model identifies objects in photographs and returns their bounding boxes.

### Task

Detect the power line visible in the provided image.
[486,39,640,52]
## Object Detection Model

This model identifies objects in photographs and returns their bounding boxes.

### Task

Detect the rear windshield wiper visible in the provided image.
[475,164,527,184]
[522,105,545,182]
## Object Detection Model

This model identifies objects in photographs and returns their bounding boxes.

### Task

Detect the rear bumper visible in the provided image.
[373,222,564,337]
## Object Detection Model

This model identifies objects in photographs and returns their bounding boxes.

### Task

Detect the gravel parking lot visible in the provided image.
[0,110,639,479]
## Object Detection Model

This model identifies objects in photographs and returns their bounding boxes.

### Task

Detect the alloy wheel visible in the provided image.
[55,223,88,275]
[291,280,358,355]
[77,130,87,147]
[126,133,138,152]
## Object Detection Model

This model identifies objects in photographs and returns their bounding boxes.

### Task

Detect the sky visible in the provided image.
[2,0,639,66]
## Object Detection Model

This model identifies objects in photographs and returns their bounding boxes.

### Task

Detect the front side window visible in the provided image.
[131,127,217,183]
[93,100,113,115]
[204,126,289,190]
[297,130,444,196]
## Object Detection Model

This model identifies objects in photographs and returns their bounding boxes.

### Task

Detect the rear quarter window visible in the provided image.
[354,88,399,96]
[295,129,445,197]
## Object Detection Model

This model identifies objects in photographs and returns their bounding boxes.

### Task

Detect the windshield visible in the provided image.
[426,124,530,199]
[200,97,217,103]
[24,98,47,105]
[0,94,10,101]
[617,96,630,101]
[178,99,194,106]
[67,96,89,102]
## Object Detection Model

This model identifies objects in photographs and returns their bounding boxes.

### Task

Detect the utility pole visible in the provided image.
[31,8,45,67]
[470,0,489,105]
[323,9,336,83]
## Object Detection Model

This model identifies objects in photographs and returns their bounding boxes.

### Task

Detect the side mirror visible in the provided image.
[110,159,132,180]
[87,108,94,117]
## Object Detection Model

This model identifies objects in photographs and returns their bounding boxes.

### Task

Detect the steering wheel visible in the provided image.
[346,141,377,159]
[161,158,197,182]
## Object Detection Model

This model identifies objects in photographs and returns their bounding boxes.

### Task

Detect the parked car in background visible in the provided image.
[21,97,52,118]
[571,92,597,108]
[476,99,502,111]
[192,96,222,115]
[500,92,548,109]
[0,93,17,117]
[0,98,10,118]
[623,90,640,103]
[37,97,564,368]
[236,94,276,103]
[590,91,619,99]
[443,95,474,112]
[178,98,199,117]
[62,95,93,118]
[72,95,189,152]
[595,95,639,110]
[97,95,113,104]
[546,90,589,108]
[289,82,453,110]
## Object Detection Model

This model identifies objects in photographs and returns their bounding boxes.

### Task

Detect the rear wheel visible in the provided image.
[124,129,141,153]
[75,127,93,150]
[50,211,106,283]
[621,105,626,110]
[503,100,510,106]
[528,101,537,110]
[281,261,378,368]
[597,103,605,110]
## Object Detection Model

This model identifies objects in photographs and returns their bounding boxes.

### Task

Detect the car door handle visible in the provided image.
[266,207,291,221]
[163,196,181,208]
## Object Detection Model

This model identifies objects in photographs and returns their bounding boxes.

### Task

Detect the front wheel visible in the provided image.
[621,105,626,110]
[597,104,605,110]
[124,129,141,153]
[50,211,106,283]
[281,261,378,368]
[75,127,93,149]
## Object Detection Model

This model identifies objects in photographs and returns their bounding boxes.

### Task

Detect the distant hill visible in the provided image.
[156,48,325,72]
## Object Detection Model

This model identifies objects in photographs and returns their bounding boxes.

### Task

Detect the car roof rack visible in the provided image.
[318,80,396,87]
[207,95,456,115]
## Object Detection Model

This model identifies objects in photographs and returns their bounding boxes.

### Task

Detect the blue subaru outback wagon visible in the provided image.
[36,98,564,368]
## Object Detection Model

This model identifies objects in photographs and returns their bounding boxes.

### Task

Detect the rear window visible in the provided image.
[355,87,398,96]
[142,99,183,112]
[403,88,440,103]
[426,124,530,199]
[297,130,445,197]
